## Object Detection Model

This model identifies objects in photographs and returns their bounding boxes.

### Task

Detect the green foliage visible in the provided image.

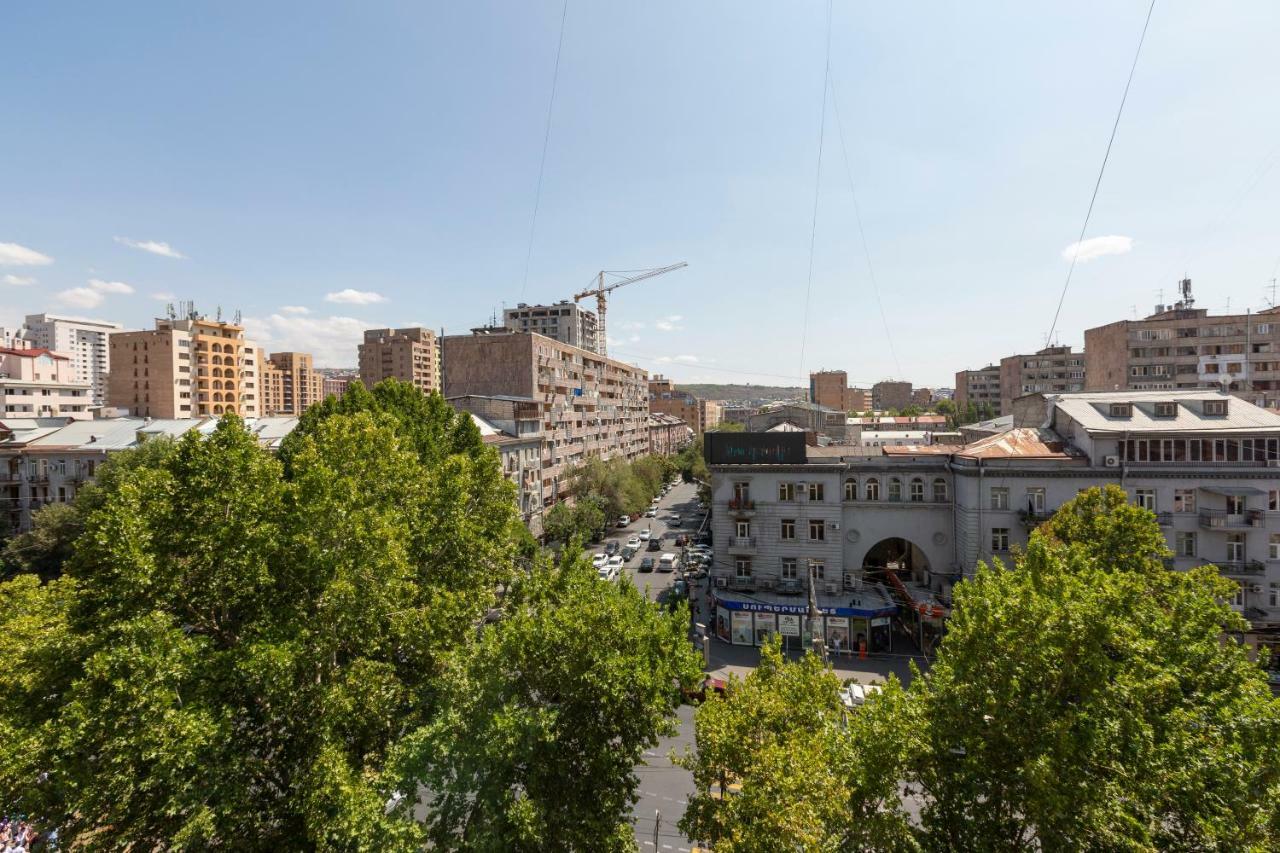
[707,420,745,432]
[393,554,702,851]
[1038,483,1172,575]
[558,452,674,539]
[542,495,606,546]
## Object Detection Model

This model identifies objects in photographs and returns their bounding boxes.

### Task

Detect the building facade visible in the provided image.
[358,327,441,395]
[872,380,912,412]
[18,314,122,406]
[998,345,1085,414]
[744,401,850,442]
[809,370,848,411]
[0,347,93,419]
[698,398,723,432]
[504,301,600,354]
[448,394,546,532]
[954,364,1001,415]
[648,375,699,429]
[1085,290,1280,409]
[442,328,649,506]
[708,390,1280,655]
[648,412,692,456]
[321,372,357,399]
[260,351,325,415]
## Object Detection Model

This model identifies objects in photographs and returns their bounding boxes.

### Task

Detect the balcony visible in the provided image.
[1198,509,1265,530]
[729,575,756,592]
[1213,559,1266,577]
[1017,508,1054,528]
[1154,511,1173,527]
[727,536,757,554]
[726,498,756,516]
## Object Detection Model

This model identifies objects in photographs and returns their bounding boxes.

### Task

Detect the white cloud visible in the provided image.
[87,278,135,295]
[1061,235,1133,263]
[324,288,387,305]
[242,313,371,367]
[280,305,311,315]
[151,291,176,301]
[3,274,35,286]
[57,287,105,309]
[654,314,685,332]
[114,236,187,259]
[0,242,53,266]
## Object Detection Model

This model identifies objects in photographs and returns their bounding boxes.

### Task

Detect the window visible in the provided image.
[1270,583,1280,608]
[1204,399,1228,416]
[1134,489,1156,511]
[1026,488,1046,513]
[844,479,857,501]
[1271,490,1279,512]
[909,478,925,502]
[733,481,750,503]
[1227,495,1245,515]
[1227,533,1245,563]
[933,478,948,502]
[809,519,825,541]
[735,557,752,578]
[1230,585,1245,609]
[1177,531,1197,557]
[1109,403,1132,418]
[888,478,902,502]
[1153,402,1177,418]
[991,528,1010,552]
[778,482,795,502]
[1271,534,1280,561]
[780,519,796,540]
[735,520,750,538]
[781,557,798,580]
[807,482,824,502]
[991,487,1009,510]
[1174,489,1196,513]
[865,478,880,500]
[809,559,825,580]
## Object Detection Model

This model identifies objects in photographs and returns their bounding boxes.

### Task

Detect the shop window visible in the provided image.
[807,482,824,502]
[844,479,857,501]
[1174,489,1195,513]
[781,558,797,580]
[991,487,1009,510]
[1177,532,1196,557]
[888,478,902,502]
[778,482,795,502]
[932,478,948,502]
[1134,489,1155,511]
[780,519,795,540]
[909,478,924,502]
[865,478,880,500]
[991,528,1010,552]
[809,520,825,541]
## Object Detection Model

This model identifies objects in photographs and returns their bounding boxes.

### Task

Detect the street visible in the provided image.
[597,479,704,603]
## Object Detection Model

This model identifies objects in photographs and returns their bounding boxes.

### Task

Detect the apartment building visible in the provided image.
[649,375,698,427]
[699,398,723,432]
[707,390,1280,655]
[108,314,260,419]
[744,401,850,442]
[0,347,93,419]
[504,301,600,354]
[442,328,649,505]
[648,412,693,456]
[448,393,546,532]
[18,314,121,406]
[1085,288,1280,409]
[998,345,1086,413]
[954,364,1001,414]
[322,372,357,398]
[359,327,441,394]
[260,351,325,415]
[872,380,912,412]
[845,387,870,412]
[809,370,848,410]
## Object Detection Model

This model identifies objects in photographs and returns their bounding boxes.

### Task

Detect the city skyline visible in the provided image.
[4,2,1280,384]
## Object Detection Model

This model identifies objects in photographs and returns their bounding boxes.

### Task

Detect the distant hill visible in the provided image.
[679,384,805,403]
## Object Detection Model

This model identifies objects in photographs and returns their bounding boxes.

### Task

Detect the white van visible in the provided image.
[658,553,677,573]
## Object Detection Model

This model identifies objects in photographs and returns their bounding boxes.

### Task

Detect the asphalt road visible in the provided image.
[594,479,705,602]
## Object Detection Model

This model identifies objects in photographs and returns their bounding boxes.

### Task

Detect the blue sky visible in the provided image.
[3,1,1280,386]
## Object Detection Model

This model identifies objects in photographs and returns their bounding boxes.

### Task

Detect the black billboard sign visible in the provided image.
[704,432,807,466]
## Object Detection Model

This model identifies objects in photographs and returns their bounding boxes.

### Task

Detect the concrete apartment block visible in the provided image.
[504,301,600,354]
[954,365,1000,414]
[19,314,122,406]
[872,380,913,412]
[359,327,441,394]
[997,346,1086,413]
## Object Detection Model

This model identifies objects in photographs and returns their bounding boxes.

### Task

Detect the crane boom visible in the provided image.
[572,261,688,356]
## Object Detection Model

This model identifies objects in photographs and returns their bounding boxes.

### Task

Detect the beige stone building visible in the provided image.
[108,314,261,419]
[954,365,1001,415]
[1084,289,1280,409]
[359,327,440,394]
[872,380,913,412]
[998,345,1085,414]
[17,314,121,406]
[0,346,93,419]
[649,375,721,433]
[698,398,723,432]
[504,301,600,354]
[260,351,326,415]
[442,328,649,505]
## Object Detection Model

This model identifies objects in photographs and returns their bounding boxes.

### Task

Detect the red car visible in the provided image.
[681,676,728,704]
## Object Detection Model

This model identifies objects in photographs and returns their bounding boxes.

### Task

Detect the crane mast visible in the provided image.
[572,261,688,356]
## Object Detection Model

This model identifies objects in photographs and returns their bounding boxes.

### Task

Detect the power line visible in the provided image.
[797,0,835,392]
[828,74,902,379]
[1045,0,1157,346]
[519,0,570,300]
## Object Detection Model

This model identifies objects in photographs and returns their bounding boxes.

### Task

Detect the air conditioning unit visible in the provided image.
[830,522,840,530]
[1104,455,1120,468]
[714,577,727,589]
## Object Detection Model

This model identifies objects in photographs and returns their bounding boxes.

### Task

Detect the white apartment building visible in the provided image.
[708,390,1280,657]
[504,302,600,354]
[20,314,122,406]
[0,346,93,419]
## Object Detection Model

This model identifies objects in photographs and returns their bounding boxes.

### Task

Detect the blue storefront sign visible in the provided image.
[714,595,896,620]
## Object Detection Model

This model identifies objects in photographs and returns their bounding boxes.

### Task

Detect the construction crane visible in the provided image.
[573,262,688,357]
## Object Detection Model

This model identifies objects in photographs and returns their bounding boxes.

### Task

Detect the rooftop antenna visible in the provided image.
[1267,278,1277,308]
[216,305,223,322]
[233,309,242,325]
[1179,277,1194,308]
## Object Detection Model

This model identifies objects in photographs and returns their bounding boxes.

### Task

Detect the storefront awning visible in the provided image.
[1198,485,1266,497]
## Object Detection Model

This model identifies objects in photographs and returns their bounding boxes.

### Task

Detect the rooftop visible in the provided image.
[1049,390,1280,434]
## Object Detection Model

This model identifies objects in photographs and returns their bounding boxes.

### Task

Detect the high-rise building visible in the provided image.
[872,380,913,412]
[0,346,93,419]
[844,387,870,412]
[107,313,260,419]
[997,346,1086,413]
[442,328,648,505]
[358,327,441,394]
[698,398,723,432]
[954,365,1001,414]
[503,301,600,354]
[20,314,122,406]
[260,351,325,415]
[1084,282,1280,409]
[809,370,848,410]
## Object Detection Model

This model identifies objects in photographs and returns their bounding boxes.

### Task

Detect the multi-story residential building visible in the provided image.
[448,393,546,532]
[0,347,93,419]
[872,380,912,412]
[1084,285,1280,409]
[18,314,122,406]
[998,345,1085,413]
[809,370,848,410]
[849,414,948,432]
[954,364,1001,415]
[720,405,760,426]
[107,314,260,419]
[649,375,699,428]
[910,387,934,407]
[845,387,870,412]
[504,301,600,354]
[743,401,850,442]
[259,351,325,415]
[706,390,1280,656]
[442,328,649,506]
[698,399,723,432]
[359,327,441,395]
[321,371,357,399]
[648,412,692,456]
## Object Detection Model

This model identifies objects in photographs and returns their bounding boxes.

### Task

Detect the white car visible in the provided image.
[839,683,882,710]
[638,529,652,541]
[626,535,641,549]
[607,555,624,572]
[591,553,608,569]
[596,565,614,581]
[617,515,631,527]
[644,508,657,518]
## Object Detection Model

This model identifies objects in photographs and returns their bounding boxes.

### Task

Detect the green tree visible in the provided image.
[1038,483,1171,575]
[393,556,702,851]
[707,420,745,432]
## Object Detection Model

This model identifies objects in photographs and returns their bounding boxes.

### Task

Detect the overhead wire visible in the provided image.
[519,0,570,300]
[797,0,835,390]
[1045,0,1157,346]
[828,74,902,379]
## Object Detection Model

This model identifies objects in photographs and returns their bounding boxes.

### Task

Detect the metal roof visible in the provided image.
[1051,391,1280,434]
[882,427,1082,460]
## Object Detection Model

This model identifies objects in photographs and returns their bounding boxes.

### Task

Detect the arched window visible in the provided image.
[211,379,222,390]
[865,478,880,501]
[213,404,224,414]
[909,478,924,502]
[212,392,223,403]
[933,478,948,502]
[844,479,857,501]
[224,392,236,404]
[888,477,903,502]
[211,343,222,353]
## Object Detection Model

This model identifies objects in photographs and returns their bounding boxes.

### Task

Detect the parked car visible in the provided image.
[674,534,688,547]
[607,555,624,572]
[638,528,652,541]
[839,683,883,711]
[626,535,641,549]
[639,557,655,572]
[647,538,663,552]
[644,508,657,518]
[658,553,677,573]
[681,676,728,704]
[596,565,614,581]
[591,553,608,569]
[604,540,620,556]
[621,546,637,562]
[617,515,631,527]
